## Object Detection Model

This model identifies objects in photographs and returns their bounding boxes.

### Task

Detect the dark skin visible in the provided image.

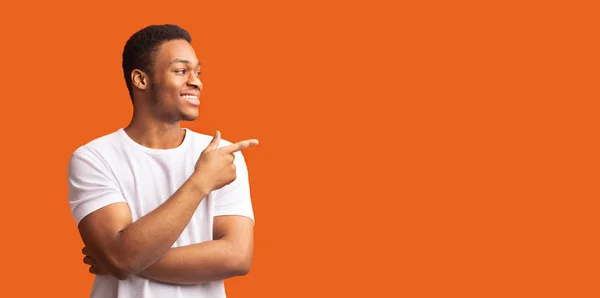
[125,38,203,149]
[79,39,257,283]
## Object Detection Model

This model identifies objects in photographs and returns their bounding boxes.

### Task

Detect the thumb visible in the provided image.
[205,130,221,151]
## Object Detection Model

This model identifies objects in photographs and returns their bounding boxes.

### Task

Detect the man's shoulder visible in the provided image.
[70,129,123,160]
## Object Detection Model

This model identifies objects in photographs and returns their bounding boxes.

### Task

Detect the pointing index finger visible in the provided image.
[221,139,259,154]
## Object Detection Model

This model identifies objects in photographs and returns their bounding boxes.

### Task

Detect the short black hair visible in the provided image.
[122,24,192,101]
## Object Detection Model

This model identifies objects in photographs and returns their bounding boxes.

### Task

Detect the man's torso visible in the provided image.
[78,128,227,298]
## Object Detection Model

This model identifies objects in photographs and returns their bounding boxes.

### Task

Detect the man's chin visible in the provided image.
[181,114,199,121]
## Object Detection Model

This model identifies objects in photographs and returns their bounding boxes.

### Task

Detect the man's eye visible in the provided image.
[195,71,201,77]
[175,69,186,74]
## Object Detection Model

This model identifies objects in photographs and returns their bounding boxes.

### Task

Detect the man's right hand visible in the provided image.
[193,131,259,193]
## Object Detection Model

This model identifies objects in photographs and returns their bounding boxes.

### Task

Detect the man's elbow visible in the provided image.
[111,268,132,281]
[228,252,253,276]
[231,262,251,276]
[234,260,252,276]
[103,254,137,280]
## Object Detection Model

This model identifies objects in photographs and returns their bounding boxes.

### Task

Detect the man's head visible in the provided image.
[122,24,202,122]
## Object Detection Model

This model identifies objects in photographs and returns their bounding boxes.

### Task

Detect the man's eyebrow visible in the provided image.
[170,59,201,67]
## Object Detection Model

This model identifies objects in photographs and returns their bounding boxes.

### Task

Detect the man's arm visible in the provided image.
[137,215,254,284]
[134,146,256,285]
[73,132,258,280]
[77,179,208,280]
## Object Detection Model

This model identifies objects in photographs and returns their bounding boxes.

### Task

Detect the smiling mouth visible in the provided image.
[181,94,200,105]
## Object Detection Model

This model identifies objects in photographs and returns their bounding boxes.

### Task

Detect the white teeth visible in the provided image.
[182,95,198,99]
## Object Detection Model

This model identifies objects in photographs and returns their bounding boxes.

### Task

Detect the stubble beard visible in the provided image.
[149,83,183,123]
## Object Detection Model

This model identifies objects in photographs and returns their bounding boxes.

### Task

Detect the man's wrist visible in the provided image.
[188,172,211,197]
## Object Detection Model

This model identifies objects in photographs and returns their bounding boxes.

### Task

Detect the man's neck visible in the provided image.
[124,117,186,150]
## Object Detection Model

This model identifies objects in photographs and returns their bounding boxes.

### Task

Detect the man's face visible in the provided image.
[148,39,202,122]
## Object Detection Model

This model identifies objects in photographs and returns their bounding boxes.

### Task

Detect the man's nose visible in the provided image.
[187,73,202,90]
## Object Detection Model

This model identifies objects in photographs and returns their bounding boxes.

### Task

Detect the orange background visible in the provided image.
[0,0,598,297]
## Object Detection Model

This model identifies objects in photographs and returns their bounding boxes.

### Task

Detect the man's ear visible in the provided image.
[131,69,149,91]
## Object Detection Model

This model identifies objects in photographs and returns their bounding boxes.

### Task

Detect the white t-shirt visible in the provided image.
[67,128,255,298]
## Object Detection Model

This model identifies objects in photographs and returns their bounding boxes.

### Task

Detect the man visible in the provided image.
[67,24,258,297]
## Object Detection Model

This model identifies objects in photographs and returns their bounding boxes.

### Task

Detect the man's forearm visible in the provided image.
[97,175,209,278]
[137,239,249,285]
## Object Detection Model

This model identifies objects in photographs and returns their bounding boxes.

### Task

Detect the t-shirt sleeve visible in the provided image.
[213,150,255,223]
[67,149,127,226]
